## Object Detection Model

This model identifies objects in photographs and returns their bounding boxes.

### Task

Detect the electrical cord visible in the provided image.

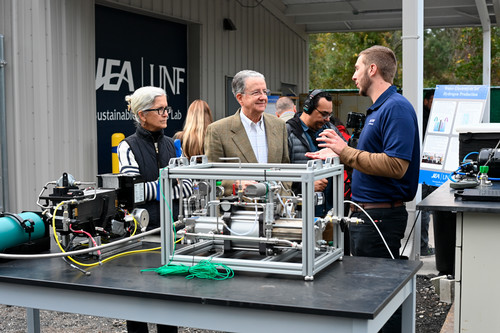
[51,201,93,267]
[0,227,161,259]
[69,224,101,257]
[344,200,395,259]
[448,150,477,182]
[448,164,470,183]
[31,174,169,266]
[462,152,479,161]
[447,151,479,183]
[450,146,500,183]
[399,210,421,257]
[1,178,166,268]
[50,201,117,267]
[118,208,139,236]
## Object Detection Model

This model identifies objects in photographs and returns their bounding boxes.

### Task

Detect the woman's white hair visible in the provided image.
[125,86,167,125]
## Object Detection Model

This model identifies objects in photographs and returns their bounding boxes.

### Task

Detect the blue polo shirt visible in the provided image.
[351,86,420,203]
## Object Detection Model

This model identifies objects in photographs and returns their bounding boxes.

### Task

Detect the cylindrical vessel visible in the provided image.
[112,133,125,174]
[0,212,46,251]
[191,215,304,248]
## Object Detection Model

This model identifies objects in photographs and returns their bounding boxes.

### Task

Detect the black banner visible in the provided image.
[95,5,187,174]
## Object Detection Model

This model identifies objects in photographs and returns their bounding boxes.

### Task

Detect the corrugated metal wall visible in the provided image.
[0,0,308,212]
[102,0,308,119]
[1,0,97,212]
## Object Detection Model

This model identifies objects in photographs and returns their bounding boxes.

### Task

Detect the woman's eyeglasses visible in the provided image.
[143,106,173,116]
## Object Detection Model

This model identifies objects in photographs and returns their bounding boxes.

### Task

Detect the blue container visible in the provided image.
[0,212,45,251]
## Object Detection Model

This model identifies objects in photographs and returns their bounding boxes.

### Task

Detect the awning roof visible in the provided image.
[282,0,499,33]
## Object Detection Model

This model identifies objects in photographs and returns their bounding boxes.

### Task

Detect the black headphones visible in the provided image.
[302,89,323,114]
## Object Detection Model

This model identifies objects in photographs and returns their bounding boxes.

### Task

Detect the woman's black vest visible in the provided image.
[124,127,177,229]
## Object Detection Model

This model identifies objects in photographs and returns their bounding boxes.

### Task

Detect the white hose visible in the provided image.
[0,228,160,259]
[345,200,395,260]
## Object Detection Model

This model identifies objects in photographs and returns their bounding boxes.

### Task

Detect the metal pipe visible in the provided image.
[181,232,297,247]
[0,35,8,211]
[36,182,58,209]
[0,227,161,259]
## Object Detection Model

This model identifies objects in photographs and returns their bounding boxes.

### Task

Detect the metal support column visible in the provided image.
[401,0,423,261]
[0,34,8,212]
[475,0,491,122]
[26,308,41,333]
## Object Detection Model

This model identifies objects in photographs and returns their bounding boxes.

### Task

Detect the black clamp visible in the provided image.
[0,212,35,243]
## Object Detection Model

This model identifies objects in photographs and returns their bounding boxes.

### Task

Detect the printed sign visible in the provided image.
[95,5,187,173]
[419,85,488,186]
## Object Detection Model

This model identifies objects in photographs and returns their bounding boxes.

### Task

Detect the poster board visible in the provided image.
[419,85,489,187]
[95,5,187,174]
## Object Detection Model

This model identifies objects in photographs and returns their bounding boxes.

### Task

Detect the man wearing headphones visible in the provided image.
[286,89,345,217]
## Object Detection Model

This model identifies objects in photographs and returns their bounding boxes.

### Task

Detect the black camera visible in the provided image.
[346,112,366,148]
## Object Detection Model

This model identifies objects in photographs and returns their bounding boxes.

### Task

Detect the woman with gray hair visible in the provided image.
[118,86,187,333]
[118,86,192,228]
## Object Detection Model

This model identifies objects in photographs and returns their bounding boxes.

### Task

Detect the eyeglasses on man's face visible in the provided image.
[316,109,333,120]
[243,89,271,97]
[143,106,173,116]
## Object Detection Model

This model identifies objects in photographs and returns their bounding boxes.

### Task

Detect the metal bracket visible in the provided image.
[168,156,189,168]
[189,155,208,165]
[306,159,323,171]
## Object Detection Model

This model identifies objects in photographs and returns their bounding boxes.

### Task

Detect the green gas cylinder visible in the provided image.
[0,212,45,251]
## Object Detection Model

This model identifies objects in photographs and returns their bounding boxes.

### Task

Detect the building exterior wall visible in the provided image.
[102,0,308,118]
[1,0,97,212]
[0,0,308,212]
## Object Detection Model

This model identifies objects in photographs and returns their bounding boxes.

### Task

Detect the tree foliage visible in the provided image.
[309,31,402,89]
[309,27,500,89]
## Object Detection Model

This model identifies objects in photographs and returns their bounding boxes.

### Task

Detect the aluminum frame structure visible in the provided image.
[160,156,345,280]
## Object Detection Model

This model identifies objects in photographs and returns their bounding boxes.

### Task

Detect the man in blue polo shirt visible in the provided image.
[307,45,419,333]
[307,45,419,260]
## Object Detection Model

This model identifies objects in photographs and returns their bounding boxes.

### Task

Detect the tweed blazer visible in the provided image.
[205,109,290,164]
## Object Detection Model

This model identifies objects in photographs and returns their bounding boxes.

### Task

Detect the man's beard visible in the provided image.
[358,70,371,97]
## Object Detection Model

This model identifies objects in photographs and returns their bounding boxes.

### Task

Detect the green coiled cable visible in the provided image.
[142,259,234,280]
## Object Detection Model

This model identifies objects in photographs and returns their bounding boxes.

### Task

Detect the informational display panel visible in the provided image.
[95,5,187,174]
[419,85,489,187]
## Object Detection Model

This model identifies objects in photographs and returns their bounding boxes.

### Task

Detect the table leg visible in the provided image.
[401,276,416,333]
[26,308,41,333]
